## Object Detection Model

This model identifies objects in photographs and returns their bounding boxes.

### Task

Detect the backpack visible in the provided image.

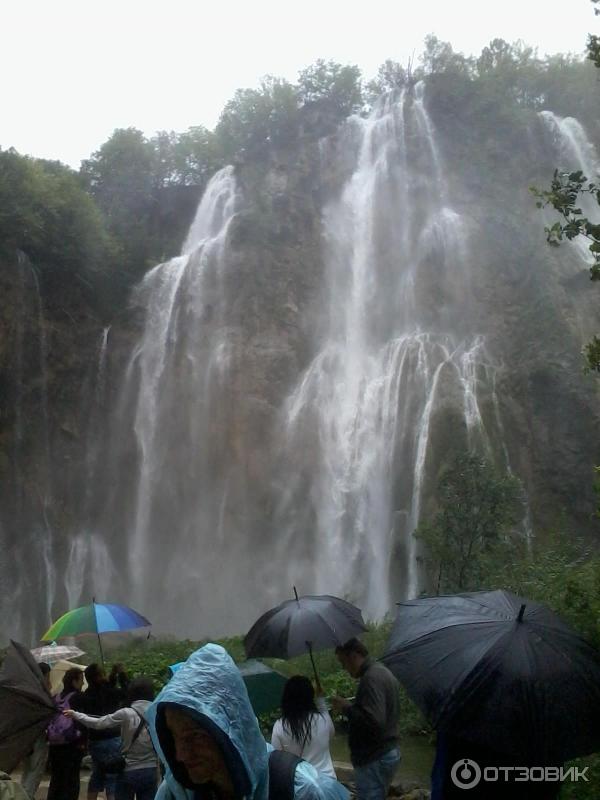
[46,692,82,745]
[268,750,302,800]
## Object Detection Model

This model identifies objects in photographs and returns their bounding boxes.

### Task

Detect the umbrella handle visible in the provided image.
[306,642,320,687]
[93,597,105,669]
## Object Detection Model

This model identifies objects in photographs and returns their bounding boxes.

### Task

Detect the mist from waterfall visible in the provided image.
[65,165,254,634]
[274,86,504,617]
[68,86,509,633]
[64,325,114,611]
[14,89,599,645]
[1,255,57,641]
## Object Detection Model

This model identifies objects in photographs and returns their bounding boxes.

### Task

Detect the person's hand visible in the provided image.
[330,695,351,713]
[315,679,324,697]
[63,709,75,718]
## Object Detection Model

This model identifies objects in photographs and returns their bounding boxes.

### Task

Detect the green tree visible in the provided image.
[365,60,408,104]
[476,39,543,107]
[150,130,180,189]
[416,452,524,593]
[216,78,300,160]
[418,35,473,77]
[588,0,600,66]
[297,59,363,116]
[531,0,600,372]
[80,128,155,276]
[174,125,224,186]
[0,148,113,282]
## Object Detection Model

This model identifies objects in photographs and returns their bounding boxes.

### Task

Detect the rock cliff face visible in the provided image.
[1,84,599,644]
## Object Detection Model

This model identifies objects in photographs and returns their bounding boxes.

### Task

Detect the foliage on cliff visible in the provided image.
[2,42,598,312]
[418,453,600,649]
[531,0,600,373]
[416,452,525,593]
[0,149,114,286]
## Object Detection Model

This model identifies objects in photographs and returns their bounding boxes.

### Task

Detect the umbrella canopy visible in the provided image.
[382,589,600,763]
[245,592,367,660]
[49,660,87,696]
[0,640,56,773]
[169,659,287,716]
[238,660,287,716]
[30,642,85,665]
[42,602,150,640]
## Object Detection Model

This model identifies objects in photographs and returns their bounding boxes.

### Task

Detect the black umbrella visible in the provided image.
[244,588,367,682]
[0,640,56,773]
[381,590,600,764]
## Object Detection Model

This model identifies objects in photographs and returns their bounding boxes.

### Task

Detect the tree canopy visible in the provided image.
[2,43,598,311]
[416,452,524,594]
[531,0,600,373]
[0,148,113,283]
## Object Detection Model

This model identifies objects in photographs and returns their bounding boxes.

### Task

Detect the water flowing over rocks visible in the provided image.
[1,83,599,643]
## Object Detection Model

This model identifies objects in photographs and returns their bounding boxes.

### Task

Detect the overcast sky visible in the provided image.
[2,0,596,167]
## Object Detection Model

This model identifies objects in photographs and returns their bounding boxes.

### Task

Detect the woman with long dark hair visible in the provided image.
[271,675,336,778]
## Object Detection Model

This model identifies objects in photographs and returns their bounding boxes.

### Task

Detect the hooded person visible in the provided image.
[147,644,350,800]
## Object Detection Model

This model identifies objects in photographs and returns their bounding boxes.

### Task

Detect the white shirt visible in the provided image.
[271,697,336,778]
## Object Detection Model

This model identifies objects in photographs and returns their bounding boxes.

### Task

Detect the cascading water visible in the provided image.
[274,86,506,616]
[126,167,237,590]
[1,255,56,641]
[64,326,115,610]
[70,165,250,633]
[539,111,600,263]
[10,86,600,646]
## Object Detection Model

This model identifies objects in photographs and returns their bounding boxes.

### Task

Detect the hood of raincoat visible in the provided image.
[147,644,268,800]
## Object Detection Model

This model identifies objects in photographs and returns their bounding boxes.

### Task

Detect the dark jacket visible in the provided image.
[346,658,399,767]
[71,684,121,740]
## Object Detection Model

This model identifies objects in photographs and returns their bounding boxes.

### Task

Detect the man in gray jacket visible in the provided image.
[332,639,400,800]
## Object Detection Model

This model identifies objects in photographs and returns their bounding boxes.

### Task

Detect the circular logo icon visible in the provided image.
[450,758,482,790]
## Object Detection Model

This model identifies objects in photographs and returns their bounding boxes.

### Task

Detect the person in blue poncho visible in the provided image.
[147,644,350,800]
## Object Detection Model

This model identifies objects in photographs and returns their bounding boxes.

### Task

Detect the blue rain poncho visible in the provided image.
[147,644,349,800]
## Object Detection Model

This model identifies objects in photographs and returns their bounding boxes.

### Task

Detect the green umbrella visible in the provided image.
[168,659,286,716]
[238,660,287,716]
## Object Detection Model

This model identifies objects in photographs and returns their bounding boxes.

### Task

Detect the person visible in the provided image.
[271,676,336,778]
[108,663,131,706]
[331,638,400,800]
[72,663,124,800]
[65,676,159,800]
[46,667,85,800]
[0,772,29,800]
[146,643,350,800]
[19,662,51,799]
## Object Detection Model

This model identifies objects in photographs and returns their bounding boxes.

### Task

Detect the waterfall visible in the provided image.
[539,111,600,264]
[64,326,115,610]
[94,165,241,625]
[4,254,57,639]
[275,87,503,616]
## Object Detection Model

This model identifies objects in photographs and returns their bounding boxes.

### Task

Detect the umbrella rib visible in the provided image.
[428,629,509,723]
[304,608,344,647]
[387,618,502,652]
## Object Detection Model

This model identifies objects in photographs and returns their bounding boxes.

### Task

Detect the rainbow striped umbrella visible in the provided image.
[42,601,150,665]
